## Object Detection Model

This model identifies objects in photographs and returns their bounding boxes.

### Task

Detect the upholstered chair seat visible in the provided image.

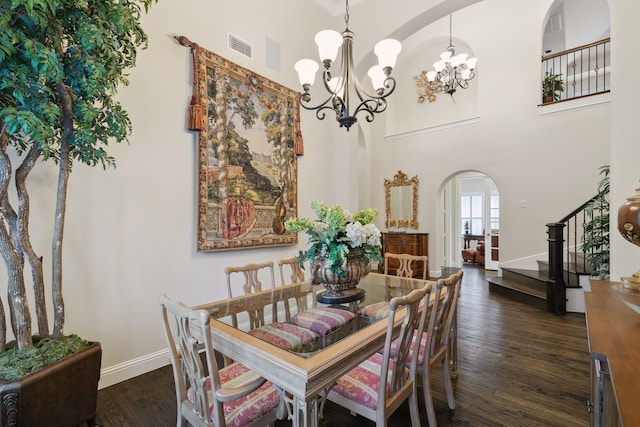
[357,301,390,322]
[225,261,321,352]
[187,362,281,427]
[247,321,320,352]
[278,257,358,345]
[320,286,433,427]
[326,352,409,411]
[289,307,356,336]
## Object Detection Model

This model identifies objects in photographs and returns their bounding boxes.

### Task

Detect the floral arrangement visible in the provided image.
[285,200,382,275]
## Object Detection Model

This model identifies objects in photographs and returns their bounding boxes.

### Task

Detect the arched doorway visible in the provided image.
[439,171,499,271]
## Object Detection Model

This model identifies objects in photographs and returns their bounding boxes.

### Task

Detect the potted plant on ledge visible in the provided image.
[542,71,565,104]
[0,1,156,425]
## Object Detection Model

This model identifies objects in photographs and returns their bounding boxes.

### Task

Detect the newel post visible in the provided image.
[546,223,566,315]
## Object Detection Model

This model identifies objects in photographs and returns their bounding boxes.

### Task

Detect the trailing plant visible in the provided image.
[582,165,610,279]
[0,0,157,363]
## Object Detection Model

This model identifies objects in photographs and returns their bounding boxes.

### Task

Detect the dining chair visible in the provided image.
[384,252,429,281]
[419,270,463,426]
[225,261,320,352]
[159,294,283,427]
[357,252,429,322]
[319,284,433,427]
[278,257,357,345]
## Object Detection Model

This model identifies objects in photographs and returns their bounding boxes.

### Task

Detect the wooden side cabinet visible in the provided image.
[379,233,429,278]
[589,357,621,427]
[585,281,639,426]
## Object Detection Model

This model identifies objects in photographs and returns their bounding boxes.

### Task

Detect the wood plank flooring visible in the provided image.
[96,265,590,426]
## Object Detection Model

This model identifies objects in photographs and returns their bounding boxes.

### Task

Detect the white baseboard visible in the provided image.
[98,348,170,389]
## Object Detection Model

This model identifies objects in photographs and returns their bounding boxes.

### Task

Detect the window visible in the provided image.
[461,194,482,235]
[490,194,499,231]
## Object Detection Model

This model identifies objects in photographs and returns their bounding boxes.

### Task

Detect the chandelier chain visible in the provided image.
[345,0,350,28]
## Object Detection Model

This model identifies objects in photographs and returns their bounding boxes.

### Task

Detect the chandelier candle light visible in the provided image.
[294,0,402,130]
[415,14,477,103]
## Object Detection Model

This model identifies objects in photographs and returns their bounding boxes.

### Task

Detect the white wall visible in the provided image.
[362,0,609,272]
[609,0,640,282]
[12,0,340,388]
[10,0,636,389]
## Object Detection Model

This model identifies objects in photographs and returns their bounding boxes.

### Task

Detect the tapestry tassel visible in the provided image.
[188,95,204,131]
[295,130,304,156]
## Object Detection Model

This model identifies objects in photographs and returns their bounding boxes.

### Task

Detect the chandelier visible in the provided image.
[294,0,401,131]
[415,14,477,103]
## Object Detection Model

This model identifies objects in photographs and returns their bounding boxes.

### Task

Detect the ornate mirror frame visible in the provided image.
[384,170,419,229]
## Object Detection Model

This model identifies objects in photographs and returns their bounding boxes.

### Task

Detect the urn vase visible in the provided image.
[310,250,371,303]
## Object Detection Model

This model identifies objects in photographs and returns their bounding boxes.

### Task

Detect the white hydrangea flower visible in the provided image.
[345,222,366,248]
[364,223,381,246]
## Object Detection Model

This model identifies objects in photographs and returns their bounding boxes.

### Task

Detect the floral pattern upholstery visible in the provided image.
[290,307,357,336]
[357,301,390,321]
[187,362,281,426]
[382,330,428,366]
[248,322,319,352]
[327,352,408,411]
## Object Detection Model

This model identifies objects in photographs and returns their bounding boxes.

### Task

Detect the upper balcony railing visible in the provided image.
[541,38,610,105]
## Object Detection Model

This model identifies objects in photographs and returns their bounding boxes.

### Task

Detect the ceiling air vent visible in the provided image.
[228,33,253,59]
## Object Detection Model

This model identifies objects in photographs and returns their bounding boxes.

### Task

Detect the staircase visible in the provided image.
[486,168,608,314]
[487,268,547,310]
[487,256,591,313]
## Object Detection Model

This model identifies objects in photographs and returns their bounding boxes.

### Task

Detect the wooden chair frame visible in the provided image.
[383,252,429,281]
[160,294,282,427]
[320,284,433,426]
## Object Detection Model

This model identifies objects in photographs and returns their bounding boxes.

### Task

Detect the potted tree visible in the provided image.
[542,71,565,104]
[0,1,156,425]
[583,165,610,279]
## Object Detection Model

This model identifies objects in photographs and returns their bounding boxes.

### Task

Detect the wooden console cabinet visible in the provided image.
[379,233,429,278]
[585,281,640,426]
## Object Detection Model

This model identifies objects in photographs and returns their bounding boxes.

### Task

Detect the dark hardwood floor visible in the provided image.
[96,265,590,426]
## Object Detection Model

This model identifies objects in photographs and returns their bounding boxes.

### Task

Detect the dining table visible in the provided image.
[194,272,453,427]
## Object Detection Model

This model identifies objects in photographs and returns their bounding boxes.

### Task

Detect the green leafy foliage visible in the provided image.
[0,335,88,380]
[1,0,157,166]
[285,201,382,276]
[542,71,564,101]
[0,0,157,352]
[582,165,610,279]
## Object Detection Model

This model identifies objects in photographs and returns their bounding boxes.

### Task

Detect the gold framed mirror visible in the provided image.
[384,170,419,229]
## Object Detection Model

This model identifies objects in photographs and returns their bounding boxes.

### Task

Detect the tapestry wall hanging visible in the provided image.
[178,36,300,251]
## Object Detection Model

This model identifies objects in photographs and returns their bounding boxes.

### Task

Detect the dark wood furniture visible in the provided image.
[380,232,429,278]
[585,280,640,426]
[463,234,484,249]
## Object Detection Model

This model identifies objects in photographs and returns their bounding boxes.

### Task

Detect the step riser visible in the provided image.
[502,270,547,290]
[488,283,548,310]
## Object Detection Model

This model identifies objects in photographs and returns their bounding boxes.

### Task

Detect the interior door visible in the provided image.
[483,180,499,270]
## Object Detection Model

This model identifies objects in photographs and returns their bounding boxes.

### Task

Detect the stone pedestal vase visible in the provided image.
[310,251,371,303]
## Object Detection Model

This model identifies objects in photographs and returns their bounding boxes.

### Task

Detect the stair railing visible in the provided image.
[541,38,610,104]
[546,194,602,315]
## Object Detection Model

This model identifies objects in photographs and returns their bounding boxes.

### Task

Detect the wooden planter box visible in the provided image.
[0,341,102,427]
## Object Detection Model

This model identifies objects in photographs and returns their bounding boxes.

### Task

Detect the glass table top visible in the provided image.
[202,272,432,358]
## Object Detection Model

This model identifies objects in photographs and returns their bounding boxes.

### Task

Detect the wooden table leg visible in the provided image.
[293,396,319,427]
